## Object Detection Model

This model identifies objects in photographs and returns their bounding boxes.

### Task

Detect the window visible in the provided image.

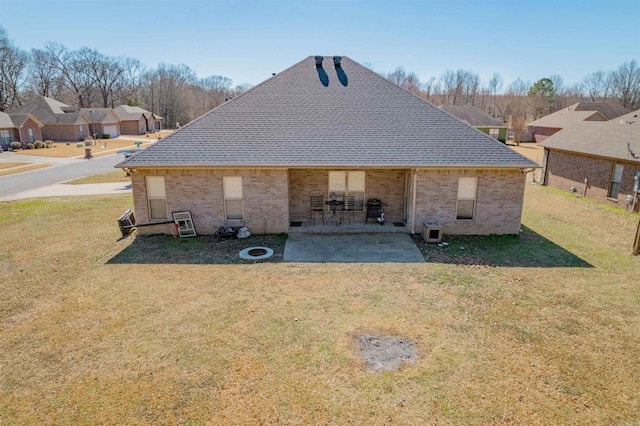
[146,176,167,220]
[329,171,365,211]
[223,176,243,220]
[457,177,477,220]
[0,129,11,145]
[27,128,35,143]
[608,164,624,198]
[489,128,499,139]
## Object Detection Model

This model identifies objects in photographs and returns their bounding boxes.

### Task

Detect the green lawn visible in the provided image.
[0,185,638,425]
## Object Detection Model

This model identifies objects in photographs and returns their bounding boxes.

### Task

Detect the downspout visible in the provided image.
[411,168,418,234]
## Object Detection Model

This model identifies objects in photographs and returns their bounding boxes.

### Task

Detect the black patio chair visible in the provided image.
[310,195,325,225]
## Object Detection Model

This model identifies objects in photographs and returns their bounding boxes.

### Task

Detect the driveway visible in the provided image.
[283,233,425,263]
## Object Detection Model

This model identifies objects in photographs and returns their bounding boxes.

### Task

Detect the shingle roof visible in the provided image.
[113,105,152,121]
[80,108,119,124]
[10,97,87,125]
[528,102,629,129]
[0,111,15,129]
[539,110,640,162]
[119,56,537,169]
[573,102,629,120]
[7,114,43,128]
[439,104,507,127]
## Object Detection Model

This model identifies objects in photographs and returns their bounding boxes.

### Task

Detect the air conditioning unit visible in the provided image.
[423,220,443,243]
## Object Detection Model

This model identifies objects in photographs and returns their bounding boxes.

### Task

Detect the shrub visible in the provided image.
[102,134,111,139]
[34,141,45,149]
[10,141,22,150]
[45,140,54,148]
[26,143,35,149]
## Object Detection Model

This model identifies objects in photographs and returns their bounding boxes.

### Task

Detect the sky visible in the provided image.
[1,0,639,90]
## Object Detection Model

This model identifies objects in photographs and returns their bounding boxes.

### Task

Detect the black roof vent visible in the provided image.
[333,56,342,67]
[315,56,323,67]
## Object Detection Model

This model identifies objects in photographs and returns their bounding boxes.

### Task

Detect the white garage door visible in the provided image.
[103,125,118,138]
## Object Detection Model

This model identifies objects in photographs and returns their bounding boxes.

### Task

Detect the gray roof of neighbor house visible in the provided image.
[119,56,537,169]
[539,110,640,162]
[7,113,43,128]
[0,111,15,129]
[528,102,629,129]
[113,105,152,121]
[11,97,88,125]
[79,108,120,123]
[439,104,507,127]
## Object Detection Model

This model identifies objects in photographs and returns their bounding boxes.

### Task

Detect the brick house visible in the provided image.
[10,97,90,142]
[113,105,157,135]
[528,102,629,143]
[0,111,43,149]
[117,56,538,236]
[440,104,509,143]
[80,108,121,138]
[540,110,640,211]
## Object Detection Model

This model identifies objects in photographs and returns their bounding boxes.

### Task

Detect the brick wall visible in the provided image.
[544,149,640,208]
[132,168,290,235]
[131,167,527,236]
[17,118,43,144]
[42,124,89,142]
[288,169,407,223]
[413,169,526,235]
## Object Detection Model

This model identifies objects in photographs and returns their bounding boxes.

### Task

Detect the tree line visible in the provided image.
[0,26,251,128]
[2,26,639,136]
[384,60,639,140]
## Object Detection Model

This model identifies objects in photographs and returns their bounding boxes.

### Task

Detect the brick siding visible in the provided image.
[132,168,289,235]
[17,118,43,145]
[131,167,527,236]
[544,149,640,209]
[413,169,526,235]
[41,124,89,142]
[288,169,407,223]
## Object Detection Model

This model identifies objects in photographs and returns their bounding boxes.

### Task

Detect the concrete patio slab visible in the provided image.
[283,233,425,263]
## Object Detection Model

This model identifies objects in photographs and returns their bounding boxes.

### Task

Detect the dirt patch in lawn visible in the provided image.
[355,330,419,372]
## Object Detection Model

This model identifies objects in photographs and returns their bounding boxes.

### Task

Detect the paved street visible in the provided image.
[0,152,127,199]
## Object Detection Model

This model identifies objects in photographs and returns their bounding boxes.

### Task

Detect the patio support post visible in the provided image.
[410,168,418,234]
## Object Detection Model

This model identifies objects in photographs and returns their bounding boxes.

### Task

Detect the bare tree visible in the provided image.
[581,70,612,102]
[386,66,421,94]
[438,69,480,105]
[0,26,29,111]
[610,60,640,110]
[27,48,66,99]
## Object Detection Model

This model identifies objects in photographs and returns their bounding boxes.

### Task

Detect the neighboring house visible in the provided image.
[10,97,90,142]
[0,111,44,149]
[150,113,163,132]
[540,110,640,210]
[528,102,629,143]
[80,108,121,138]
[116,55,538,236]
[113,105,155,135]
[439,104,509,143]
